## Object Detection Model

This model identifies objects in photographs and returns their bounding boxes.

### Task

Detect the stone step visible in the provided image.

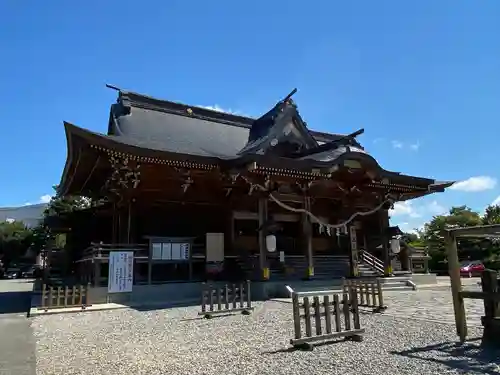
[378,276,412,284]
[382,285,414,291]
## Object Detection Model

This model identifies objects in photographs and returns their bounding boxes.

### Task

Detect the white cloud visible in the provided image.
[492,195,500,206]
[39,194,53,203]
[449,176,497,192]
[390,139,420,151]
[394,221,424,235]
[427,200,446,215]
[389,201,421,218]
[409,141,420,151]
[199,105,243,115]
[391,199,448,221]
[391,140,403,149]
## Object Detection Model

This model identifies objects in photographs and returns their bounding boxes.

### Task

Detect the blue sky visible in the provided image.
[1,1,499,233]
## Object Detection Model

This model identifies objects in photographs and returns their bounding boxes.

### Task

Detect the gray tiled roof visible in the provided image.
[109,90,367,162]
[114,106,249,159]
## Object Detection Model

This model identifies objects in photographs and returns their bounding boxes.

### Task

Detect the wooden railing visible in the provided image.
[199,281,254,318]
[359,250,385,275]
[287,286,365,350]
[81,243,149,259]
[41,283,91,311]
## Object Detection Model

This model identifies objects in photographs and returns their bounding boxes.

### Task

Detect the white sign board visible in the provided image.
[108,251,134,293]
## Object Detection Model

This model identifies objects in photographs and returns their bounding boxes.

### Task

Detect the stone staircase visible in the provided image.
[378,276,416,291]
[359,250,415,291]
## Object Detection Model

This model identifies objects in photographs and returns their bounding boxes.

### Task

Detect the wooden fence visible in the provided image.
[41,283,91,311]
[290,288,365,350]
[343,279,386,313]
[199,280,254,318]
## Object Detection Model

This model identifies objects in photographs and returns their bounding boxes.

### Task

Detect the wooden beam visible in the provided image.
[449,224,500,237]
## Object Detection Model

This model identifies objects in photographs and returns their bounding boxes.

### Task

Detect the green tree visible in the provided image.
[0,220,34,265]
[421,205,482,271]
[483,204,500,225]
[30,185,91,256]
[43,185,91,217]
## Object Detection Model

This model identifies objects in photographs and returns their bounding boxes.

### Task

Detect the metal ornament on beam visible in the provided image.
[104,156,141,198]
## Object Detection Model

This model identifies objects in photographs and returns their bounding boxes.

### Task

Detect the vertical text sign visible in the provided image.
[108,251,134,293]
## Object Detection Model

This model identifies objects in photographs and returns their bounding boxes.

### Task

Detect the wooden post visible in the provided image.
[94,259,100,287]
[480,269,500,346]
[379,211,392,277]
[303,196,314,279]
[258,197,269,280]
[445,231,467,342]
[147,241,153,285]
[348,225,359,277]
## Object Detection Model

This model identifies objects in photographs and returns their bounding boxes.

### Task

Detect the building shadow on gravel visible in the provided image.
[391,338,499,375]
[0,291,32,315]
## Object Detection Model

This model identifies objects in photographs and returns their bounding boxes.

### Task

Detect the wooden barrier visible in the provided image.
[460,269,500,347]
[343,279,386,313]
[41,283,91,311]
[290,288,365,350]
[199,280,254,318]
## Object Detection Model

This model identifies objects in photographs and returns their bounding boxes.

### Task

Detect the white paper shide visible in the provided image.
[108,251,134,293]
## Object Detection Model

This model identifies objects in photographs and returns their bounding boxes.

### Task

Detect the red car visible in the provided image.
[459,261,485,277]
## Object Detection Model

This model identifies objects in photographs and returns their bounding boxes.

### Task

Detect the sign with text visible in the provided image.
[108,251,134,293]
[151,242,190,261]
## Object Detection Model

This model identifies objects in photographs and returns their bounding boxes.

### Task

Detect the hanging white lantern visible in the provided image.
[390,239,401,254]
[266,234,277,252]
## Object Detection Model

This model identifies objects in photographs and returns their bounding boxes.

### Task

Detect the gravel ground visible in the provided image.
[382,285,485,326]
[32,291,499,375]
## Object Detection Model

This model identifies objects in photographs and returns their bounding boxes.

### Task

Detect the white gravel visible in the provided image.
[32,299,498,375]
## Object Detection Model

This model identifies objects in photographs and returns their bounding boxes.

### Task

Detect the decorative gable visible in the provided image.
[238,93,318,158]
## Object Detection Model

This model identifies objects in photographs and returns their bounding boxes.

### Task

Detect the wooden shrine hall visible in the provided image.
[57,86,453,289]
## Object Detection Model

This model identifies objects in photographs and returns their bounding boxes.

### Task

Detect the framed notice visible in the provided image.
[171,243,181,260]
[108,251,134,293]
[152,243,162,260]
[180,243,190,260]
[149,239,191,261]
[161,243,172,260]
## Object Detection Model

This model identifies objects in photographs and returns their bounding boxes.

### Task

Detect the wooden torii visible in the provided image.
[445,224,500,345]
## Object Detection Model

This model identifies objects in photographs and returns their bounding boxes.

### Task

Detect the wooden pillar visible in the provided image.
[94,260,101,287]
[302,196,314,279]
[111,203,118,244]
[116,200,132,244]
[445,231,467,342]
[379,210,392,277]
[225,209,234,256]
[147,243,152,285]
[348,224,359,277]
[258,197,269,280]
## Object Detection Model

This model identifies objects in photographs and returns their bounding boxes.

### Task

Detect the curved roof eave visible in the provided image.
[58,122,79,197]
[62,121,226,165]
